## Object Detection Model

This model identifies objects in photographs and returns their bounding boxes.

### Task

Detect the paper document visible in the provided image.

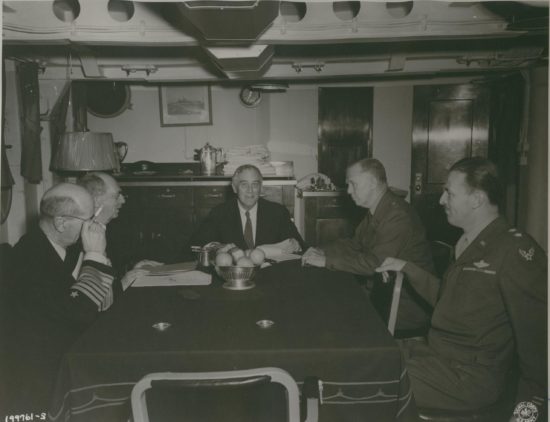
[269,253,301,263]
[132,271,211,287]
[132,262,212,287]
[141,261,197,275]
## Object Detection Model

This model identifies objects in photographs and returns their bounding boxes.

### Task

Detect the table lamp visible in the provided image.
[51,132,119,172]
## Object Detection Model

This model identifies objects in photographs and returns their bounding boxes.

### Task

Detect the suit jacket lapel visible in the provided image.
[255,199,266,247]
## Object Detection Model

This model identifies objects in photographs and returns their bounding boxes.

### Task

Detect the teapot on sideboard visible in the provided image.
[195,142,224,176]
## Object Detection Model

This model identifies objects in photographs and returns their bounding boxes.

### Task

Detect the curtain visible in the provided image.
[1,58,15,224]
[17,61,42,183]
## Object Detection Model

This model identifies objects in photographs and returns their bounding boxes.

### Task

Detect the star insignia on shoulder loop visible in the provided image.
[473,260,490,268]
[519,247,535,261]
[70,291,79,298]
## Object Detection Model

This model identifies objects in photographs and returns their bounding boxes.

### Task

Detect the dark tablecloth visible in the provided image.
[49,261,417,421]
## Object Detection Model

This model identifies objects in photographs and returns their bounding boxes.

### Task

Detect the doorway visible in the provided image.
[318,87,373,188]
[411,78,523,244]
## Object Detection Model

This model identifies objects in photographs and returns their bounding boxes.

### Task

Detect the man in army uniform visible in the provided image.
[302,158,434,332]
[376,157,547,415]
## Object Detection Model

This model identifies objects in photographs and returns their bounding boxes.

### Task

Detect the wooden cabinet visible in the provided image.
[298,191,364,247]
[107,180,295,273]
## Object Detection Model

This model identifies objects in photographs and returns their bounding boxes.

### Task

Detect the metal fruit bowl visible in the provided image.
[215,265,257,290]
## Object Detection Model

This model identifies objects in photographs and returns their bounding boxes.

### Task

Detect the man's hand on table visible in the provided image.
[120,260,164,291]
[277,238,301,253]
[258,238,301,259]
[301,247,326,268]
[375,257,406,283]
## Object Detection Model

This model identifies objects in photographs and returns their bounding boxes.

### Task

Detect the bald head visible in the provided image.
[78,172,125,224]
[39,183,95,247]
[40,183,94,221]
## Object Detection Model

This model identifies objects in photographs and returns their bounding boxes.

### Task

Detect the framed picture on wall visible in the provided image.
[159,85,212,126]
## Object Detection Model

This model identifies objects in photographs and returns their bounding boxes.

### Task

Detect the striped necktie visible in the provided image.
[244,211,254,249]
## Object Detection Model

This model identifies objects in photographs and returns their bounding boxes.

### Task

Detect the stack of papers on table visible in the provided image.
[269,253,301,263]
[132,262,212,287]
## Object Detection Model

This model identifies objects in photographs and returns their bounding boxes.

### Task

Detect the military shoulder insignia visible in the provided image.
[70,291,79,298]
[519,247,535,261]
[473,260,490,268]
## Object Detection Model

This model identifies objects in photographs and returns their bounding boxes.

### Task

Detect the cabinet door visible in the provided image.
[262,185,295,216]
[194,186,232,229]
[304,195,363,247]
[141,208,195,263]
[140,187,194,262]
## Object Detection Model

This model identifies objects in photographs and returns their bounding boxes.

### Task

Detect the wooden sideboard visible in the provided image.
[295,190,365,248]
[107,179,296,273]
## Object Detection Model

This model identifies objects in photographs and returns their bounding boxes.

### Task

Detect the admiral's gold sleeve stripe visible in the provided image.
[72,265,114,310]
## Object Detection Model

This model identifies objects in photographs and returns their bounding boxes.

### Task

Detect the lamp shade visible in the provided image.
[51,132,118,171]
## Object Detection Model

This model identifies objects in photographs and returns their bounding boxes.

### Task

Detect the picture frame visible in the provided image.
[159,85,212,126]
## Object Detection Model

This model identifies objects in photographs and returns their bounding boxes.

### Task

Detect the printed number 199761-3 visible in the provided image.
[5,413,46,422]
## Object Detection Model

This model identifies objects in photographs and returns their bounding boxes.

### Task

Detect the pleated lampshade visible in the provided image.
[51,132,118,171]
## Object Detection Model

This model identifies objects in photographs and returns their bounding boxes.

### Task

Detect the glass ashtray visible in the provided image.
[256,319,274,329]
[152,322,171,332]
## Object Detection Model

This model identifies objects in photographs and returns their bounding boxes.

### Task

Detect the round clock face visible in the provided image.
[239,87,262,107]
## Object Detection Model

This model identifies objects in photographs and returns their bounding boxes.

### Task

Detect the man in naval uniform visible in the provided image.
[1,183,117,415]
[376,157,547,416]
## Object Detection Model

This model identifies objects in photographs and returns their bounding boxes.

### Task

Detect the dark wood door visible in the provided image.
[318,87,373,188]
[411,84,490,244]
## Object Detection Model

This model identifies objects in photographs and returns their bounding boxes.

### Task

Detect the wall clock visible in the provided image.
[239,87,262,107]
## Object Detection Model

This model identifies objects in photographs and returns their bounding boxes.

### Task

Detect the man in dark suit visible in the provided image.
[78,172,161,289]
[1,183,117,416]
[302,158,434,332]
[191,164,304,253]
[377,157,547,416]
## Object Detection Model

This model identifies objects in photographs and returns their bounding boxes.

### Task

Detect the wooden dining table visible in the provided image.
[48,260,418,422]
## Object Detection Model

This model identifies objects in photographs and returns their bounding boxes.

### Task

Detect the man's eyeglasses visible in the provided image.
[62,215,93,223]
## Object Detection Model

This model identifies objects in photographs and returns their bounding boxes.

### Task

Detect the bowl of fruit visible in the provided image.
[214,245,266,290]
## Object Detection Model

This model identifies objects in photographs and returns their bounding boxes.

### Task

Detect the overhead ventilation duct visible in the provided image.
[205,45,274,79]
[175,0,280,42]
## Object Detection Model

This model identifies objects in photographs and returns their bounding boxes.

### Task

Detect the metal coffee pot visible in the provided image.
[196,142,224,176]
[112,141,128,173]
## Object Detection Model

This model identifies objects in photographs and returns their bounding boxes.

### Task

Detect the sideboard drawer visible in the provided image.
[140,187,193,208]
[194,186,230,207]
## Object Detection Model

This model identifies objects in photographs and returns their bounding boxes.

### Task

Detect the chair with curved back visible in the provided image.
[369,270,404,336]
[131,367,319,422]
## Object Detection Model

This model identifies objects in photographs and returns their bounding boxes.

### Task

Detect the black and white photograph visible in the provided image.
[159,85,212,126]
